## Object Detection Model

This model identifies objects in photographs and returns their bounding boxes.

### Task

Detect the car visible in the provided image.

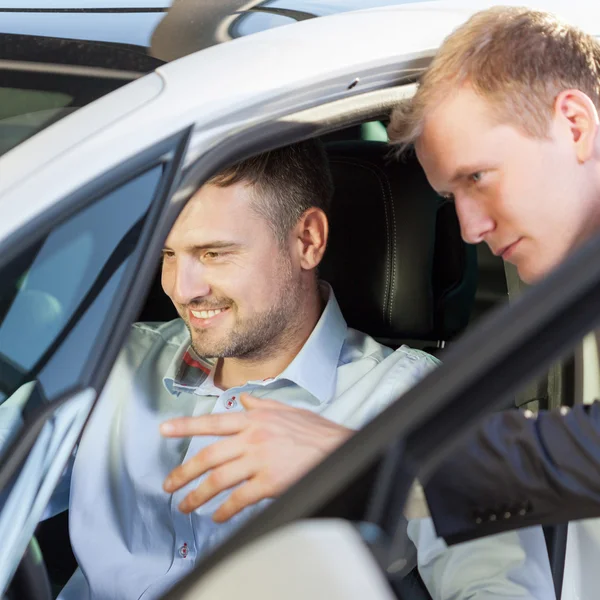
[1,1,599,599]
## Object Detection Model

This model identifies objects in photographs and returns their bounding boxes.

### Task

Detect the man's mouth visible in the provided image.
[190,308,227,319]
[187,306,231,327]
[494,239,522,261]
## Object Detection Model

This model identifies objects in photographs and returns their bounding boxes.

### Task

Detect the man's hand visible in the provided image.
[160,393,353,522]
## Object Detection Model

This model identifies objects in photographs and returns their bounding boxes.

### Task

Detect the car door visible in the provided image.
[0,129,190,596]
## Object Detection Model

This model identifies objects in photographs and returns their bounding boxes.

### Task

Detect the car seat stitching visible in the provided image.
[380,171,396,324]
[330,157,392,322]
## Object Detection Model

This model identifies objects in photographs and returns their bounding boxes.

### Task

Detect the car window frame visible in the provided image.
[0,126,192,491]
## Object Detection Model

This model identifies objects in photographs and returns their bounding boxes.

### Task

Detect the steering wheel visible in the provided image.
[5,538,52,600]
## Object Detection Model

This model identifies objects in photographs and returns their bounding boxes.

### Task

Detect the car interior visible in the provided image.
[27,114,582,600]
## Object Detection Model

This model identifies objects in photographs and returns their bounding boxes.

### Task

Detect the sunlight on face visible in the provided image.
[161,182,305,359]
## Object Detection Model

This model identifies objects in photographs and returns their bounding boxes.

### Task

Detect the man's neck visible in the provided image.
[213,289,325,390]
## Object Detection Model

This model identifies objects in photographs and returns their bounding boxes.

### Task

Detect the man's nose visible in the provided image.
[171,259,211,305]
[454,195,495,245]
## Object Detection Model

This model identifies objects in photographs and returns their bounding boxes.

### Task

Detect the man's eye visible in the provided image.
[203,251,220,260]
[469,172,483,183]
[161,251,175,260]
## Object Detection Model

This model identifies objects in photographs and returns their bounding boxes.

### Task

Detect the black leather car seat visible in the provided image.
[321,141,477,348]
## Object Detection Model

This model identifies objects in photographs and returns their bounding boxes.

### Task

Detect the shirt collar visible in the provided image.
[163,343,213,396]
[276,282,347,404]
[163,282,347,404]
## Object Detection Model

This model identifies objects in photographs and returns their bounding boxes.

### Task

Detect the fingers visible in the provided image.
[179,457,255,514]
[163,394,300,519]
[160,412,248,437]
[164,435,243,493]
[160,396,292,438]
[212,477,271,522]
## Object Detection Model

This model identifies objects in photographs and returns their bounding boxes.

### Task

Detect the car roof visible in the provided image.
[3,1,600,72]
[0,1,431,65]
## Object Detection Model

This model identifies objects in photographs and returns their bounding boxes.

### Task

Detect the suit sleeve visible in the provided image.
[424,401,600,545]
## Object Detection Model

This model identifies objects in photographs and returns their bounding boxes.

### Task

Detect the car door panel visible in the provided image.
[0,128,190,597]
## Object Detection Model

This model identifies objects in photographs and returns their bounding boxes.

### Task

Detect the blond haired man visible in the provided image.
[386,6,600,550]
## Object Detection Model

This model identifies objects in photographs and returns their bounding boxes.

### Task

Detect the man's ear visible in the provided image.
[294,208,329,271]
[555,89,600,163]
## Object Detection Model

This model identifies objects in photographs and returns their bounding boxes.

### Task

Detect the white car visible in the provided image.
[1,1,599,599]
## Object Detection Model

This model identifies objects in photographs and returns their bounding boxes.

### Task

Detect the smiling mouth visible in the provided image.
[190,307,229,319]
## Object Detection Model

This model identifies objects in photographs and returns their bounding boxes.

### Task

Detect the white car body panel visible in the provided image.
[181,519,396,600]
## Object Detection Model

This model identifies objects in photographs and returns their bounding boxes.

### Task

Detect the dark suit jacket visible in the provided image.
[425,401,600,545]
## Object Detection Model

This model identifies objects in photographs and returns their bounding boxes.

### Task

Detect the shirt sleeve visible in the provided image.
[407,518,556,599]
[41,453,73,520]
[366,347,440,422]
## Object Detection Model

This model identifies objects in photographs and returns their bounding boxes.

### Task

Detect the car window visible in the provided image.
[0,85,73,155]
[0,166,163,456]
[0,69,131,157]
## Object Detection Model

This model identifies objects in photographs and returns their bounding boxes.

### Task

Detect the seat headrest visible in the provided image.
[320,141,477,342]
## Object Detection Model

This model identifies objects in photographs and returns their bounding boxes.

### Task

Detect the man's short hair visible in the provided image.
[207,139,333,244]
[388,7,600,151]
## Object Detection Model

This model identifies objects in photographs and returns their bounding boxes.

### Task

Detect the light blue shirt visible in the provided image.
[53,286,553,600]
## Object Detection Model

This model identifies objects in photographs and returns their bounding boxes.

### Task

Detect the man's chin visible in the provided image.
[190,335,227,358]
[515,259,553,285]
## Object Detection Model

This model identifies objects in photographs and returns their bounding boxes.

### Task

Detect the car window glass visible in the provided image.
[0,71,129,157]
[0,87,74,155]
[0,166,163,455]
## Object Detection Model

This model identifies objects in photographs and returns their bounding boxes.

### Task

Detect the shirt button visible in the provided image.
[225,396,237,410]
[179,543,189,558]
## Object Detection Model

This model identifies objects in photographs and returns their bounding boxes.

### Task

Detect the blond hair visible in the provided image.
[388,6,600,152]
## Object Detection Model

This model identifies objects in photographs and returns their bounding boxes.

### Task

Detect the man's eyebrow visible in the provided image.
[162,241,242,252]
